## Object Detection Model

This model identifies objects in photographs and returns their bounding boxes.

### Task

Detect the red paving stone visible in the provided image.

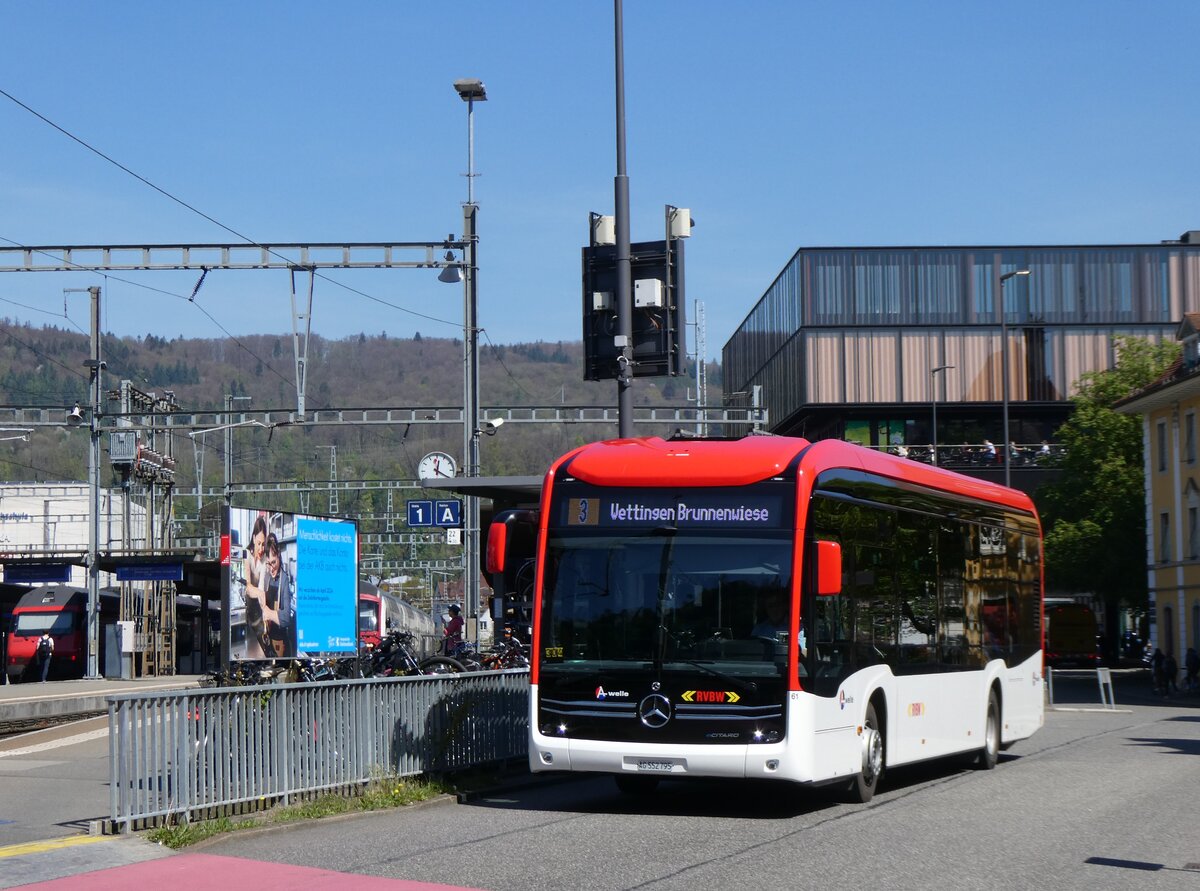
[15,852,486,891]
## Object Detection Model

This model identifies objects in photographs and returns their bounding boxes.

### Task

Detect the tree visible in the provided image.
[1035,335,1180,643]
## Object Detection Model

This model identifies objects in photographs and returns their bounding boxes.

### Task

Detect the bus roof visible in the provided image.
[561,435,808,487]
[559,435,1036,515]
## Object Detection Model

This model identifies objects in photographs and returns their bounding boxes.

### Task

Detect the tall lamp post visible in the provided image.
[454,77,486,633]
[999,269,1031,487]
[613,0,633,438]
[930,364,954,466]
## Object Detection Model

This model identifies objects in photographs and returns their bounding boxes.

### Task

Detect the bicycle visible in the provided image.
[445,640,484,671]
[366,629,467,676]
[199,660,275,688]
[478,636,530,671]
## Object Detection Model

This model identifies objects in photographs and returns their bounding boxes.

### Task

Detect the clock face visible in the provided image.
[417,451,457,480]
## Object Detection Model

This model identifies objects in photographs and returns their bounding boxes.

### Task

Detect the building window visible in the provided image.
[1188,413,1197,464]
[1190,508,1198,560]
[1158,420,1168,473]
[1193,603,1199,650]
[1160,512,1172,563]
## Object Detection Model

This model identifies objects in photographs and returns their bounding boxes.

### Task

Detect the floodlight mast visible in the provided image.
[454,76,487,629]
[613,0,633,439]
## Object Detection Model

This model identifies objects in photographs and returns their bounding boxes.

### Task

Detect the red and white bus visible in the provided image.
[502,435,1044,802]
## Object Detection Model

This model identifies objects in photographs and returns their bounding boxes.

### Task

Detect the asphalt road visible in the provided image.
[1,668,1195,889]
[201,686,1200,890]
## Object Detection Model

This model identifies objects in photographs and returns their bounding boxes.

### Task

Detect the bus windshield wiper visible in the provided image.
[656,625,758,693]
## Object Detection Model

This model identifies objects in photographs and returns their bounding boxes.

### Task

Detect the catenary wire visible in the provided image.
[0,236,294,390]
[0,88,462,331]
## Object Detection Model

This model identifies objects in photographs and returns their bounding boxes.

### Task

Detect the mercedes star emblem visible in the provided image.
[638,693,672,729]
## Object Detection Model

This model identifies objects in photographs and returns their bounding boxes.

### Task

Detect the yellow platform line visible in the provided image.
[0,834,111,858]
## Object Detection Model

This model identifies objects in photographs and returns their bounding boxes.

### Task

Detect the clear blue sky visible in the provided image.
[1,1,1197,363]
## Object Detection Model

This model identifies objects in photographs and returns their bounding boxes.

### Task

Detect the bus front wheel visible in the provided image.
[846,701,883,803]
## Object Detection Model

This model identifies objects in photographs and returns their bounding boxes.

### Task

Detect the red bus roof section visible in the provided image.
[560,436,1037,515]
[563,436,807,487]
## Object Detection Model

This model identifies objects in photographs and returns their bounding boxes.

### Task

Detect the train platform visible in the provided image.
[0,675,204,731]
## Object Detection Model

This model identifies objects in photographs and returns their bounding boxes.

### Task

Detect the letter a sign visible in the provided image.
[435,499,462,527]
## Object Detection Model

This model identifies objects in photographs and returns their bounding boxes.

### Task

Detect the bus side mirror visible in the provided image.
[486,522,508,575]
[815,540,842,596]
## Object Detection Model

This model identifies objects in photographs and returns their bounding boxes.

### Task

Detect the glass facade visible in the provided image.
[723,243,1200,438]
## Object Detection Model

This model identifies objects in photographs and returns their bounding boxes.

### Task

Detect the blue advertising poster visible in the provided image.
[225,507,358,661]
[294,518,358,653]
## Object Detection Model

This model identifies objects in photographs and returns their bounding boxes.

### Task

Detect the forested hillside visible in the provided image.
[0,320,723,490]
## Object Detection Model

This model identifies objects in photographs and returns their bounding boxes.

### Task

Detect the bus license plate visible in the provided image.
[637,760,674,772]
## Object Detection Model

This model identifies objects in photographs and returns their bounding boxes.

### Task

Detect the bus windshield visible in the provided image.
[540,528,793,679]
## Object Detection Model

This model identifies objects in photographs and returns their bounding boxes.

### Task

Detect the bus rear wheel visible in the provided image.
[846,701,883,803]
[973,690,1000,770]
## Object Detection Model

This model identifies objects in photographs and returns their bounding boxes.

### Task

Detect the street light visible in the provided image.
[930,365,954,466]
[453,77,485,635]
[613,1,634,438]
[999,269,1031,487]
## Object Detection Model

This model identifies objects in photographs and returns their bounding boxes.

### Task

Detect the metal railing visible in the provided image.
[108,669,529,831]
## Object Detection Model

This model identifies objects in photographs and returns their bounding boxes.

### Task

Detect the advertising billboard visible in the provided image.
[222,506,358,661]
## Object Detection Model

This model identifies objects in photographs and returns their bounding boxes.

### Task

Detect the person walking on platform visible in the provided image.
[37,631,54,682]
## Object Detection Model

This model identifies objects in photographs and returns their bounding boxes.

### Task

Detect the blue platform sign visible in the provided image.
[434,500,462,527]
[407,500,434,527]
[116,562,184,582]
[4,563,71,584]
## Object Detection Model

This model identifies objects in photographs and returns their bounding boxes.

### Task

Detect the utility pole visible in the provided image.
[463,200,481,628]
[224,394,234,506]
[329,445,338,515]
[223,394,252,506]
[85,285,103,679]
